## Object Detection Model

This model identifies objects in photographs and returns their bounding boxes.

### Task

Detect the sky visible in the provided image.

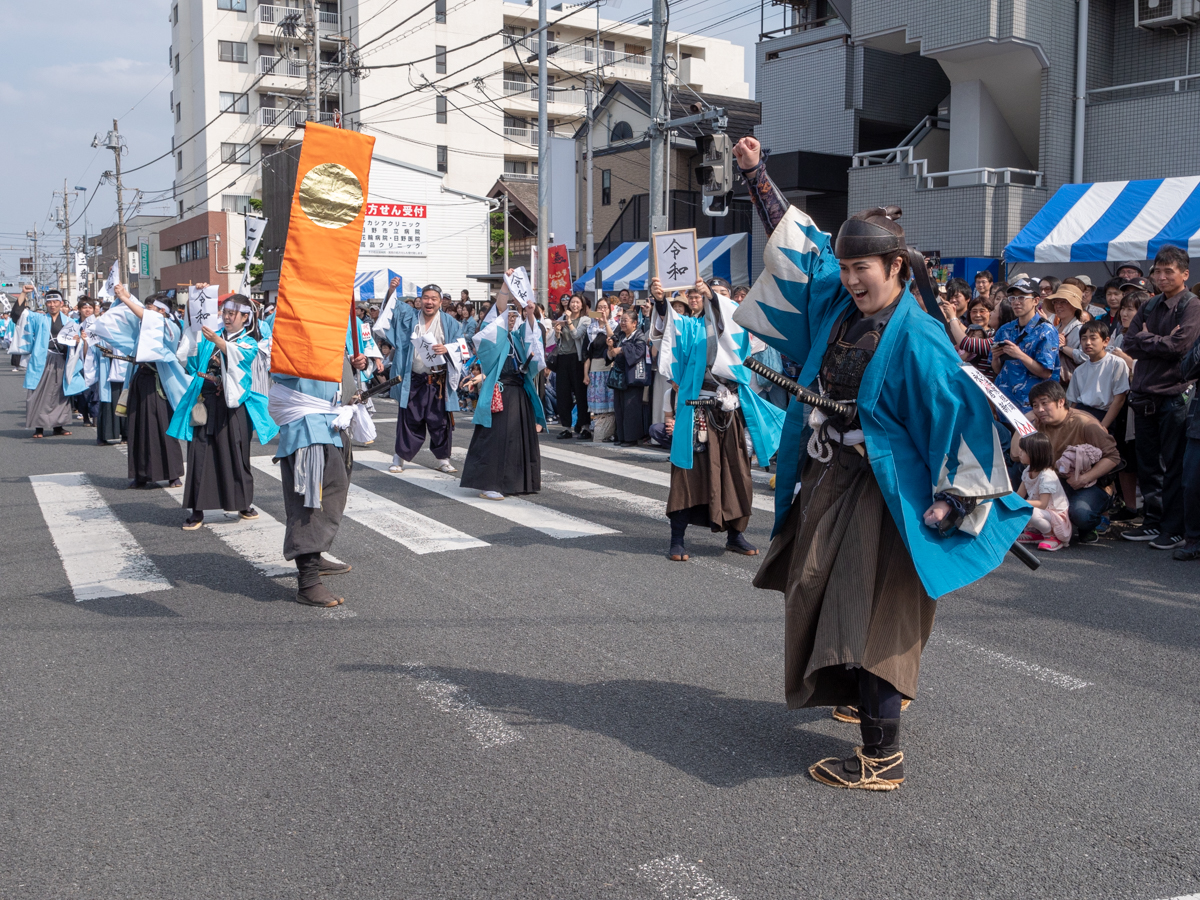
[0,0,766,284]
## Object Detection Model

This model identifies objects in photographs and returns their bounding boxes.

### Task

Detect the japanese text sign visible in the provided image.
[652,227,699,291]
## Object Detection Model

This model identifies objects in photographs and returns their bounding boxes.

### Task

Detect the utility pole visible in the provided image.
[536,0,549,309]
[59,180,74,297]
[305,0,319,122]
[503,193,510,272]
[647,0,668,253]
[98,120,129,284]
[27,229,39,290]
[585,74,595,279]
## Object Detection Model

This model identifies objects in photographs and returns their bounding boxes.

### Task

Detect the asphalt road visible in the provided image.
[1,368,1198,900]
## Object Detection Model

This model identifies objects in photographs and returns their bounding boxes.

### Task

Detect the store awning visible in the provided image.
[354,269,407,301]
[1005,176,1200,263]
[572,233,750,293]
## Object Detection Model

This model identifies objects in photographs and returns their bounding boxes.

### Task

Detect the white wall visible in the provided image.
[357,157,495,299]
[948,79,1033,186]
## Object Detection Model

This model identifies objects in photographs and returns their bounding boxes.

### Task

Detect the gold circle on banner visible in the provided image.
[298,162,364,228]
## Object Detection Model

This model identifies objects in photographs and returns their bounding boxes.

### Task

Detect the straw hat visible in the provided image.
[1046,283,1084,312]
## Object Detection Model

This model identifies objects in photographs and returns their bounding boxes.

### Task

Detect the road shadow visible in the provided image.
[42,585,181,617]
[340,663,846,786]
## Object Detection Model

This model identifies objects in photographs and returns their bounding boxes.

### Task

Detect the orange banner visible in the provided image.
[271,122,376,382]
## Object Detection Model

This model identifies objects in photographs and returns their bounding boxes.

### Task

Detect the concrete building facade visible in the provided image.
[753,0,1200,276]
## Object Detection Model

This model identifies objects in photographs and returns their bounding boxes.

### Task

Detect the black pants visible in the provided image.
[1133,394,1188,534]
[281,441,351,561]
[555,355,590,432]
[858,669,901,719]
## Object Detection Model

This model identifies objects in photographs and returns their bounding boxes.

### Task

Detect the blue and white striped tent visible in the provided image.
[354,269,407,302]
[1005,176,1200,263]
[572,233,750,293]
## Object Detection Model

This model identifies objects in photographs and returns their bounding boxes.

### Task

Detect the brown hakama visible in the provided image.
[666,408,754,533]
[754,442,935,709]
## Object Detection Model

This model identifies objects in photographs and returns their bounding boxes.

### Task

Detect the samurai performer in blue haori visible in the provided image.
[21,290,79,438]
[372,282,466,475]
[108,285,191,488]
[168,291,279,531]
[459,276,546,499]
[729,136,1030,791]
[266,305,377,607]
[649,274,785,562]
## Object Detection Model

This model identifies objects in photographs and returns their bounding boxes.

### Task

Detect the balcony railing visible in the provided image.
[502,80,586,109]
[258,4,339,29]
[512,37,648,69]
[258,107,336,128]
[503,126,540,146]
[257,55,307,78]
[853,145,1042,189]
[501,172,538,182]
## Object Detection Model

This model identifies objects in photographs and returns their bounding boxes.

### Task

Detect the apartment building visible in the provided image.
[753,0,1200,276]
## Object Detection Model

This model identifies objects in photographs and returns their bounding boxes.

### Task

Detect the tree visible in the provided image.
[489,209,507,263]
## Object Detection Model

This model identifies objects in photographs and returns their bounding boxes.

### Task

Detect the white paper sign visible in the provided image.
[75,252,89,300]
[503,266,534,309]
[97,260,120,301]
[359,201,426,257]
[652,228,699,291]
[959,364,1037,437]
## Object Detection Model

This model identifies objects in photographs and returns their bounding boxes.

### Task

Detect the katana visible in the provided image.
[741,357,855,419]
[352,374,401,405]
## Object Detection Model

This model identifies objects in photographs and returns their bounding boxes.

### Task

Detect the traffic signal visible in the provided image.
[694,133,732,198]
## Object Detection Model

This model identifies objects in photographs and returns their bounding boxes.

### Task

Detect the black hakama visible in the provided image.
[183,381,255,512]
[96,394,127,444]
[126,365,184,484]
[25,352,72,430]
[460,368,541,496]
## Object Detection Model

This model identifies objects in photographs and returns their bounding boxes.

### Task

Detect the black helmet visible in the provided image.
[834,206,905,259]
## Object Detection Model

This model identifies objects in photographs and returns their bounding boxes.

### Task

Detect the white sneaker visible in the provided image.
[479,491,504,501]
[435,459,457,474]
[388,454,404,473]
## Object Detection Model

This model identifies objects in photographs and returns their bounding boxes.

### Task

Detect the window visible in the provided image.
[220,142,251,164]
[216,0,247,9]
[504,160,528,175]
[219,92,249,114]
[601,169,611,205]
[172,4,178,24]
[175,103,181,123]
[178,200,185,218]
[435,45,446,74]
[177,237,209,264]
[218,41,248,63]
[174,53,180,73]
[435,95,447,124]
[505,25,525,42]
[437,145,448,173]
[611,120,633,141]
[168,45,172,65]
[435,0,446,22]
[177,151,183,171]
[169,89,173,112]
[222,194,253,215]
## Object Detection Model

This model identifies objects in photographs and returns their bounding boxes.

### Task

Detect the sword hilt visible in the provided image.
[741,356,855,419]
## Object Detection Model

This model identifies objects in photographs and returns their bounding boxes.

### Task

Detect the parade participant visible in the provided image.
[731,135,1029,791]
[112,287,185,489]
[649,274,783,563]
[168,292,279,530]
[460,279,546,499]
[373,283,464,474]
[23,290,78,438]
[10,285,31,370]
[93,334,129,446]
[267,317,372,608]
[72,298,99,427]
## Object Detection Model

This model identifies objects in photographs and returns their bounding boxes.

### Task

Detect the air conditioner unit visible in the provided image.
[1135,0,1200,29]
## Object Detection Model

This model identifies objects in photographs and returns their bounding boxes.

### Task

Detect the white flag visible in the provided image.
[239,215,268,295]
[96,260,119,301]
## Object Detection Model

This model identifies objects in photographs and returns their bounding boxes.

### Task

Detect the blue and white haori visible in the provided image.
[167,327,279,443]
[470,310,547,429]
[372,300,465,410]
[655,296,785,472]
[21,311,79,393]
[731,206,1030,600]
[86,300,191,408]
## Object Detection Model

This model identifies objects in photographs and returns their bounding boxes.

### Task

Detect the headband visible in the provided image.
[222,298,253,313]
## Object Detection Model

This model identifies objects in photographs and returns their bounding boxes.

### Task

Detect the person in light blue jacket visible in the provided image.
[732,136,1030,792]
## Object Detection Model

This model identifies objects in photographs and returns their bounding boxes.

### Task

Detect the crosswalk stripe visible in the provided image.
[28,472,172,601]
[113,444,336,576]
[252,456,489,554]
[538,444,774,513]
[608,443,774,485]
[542,476,666,521]
[355,450,618,540]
